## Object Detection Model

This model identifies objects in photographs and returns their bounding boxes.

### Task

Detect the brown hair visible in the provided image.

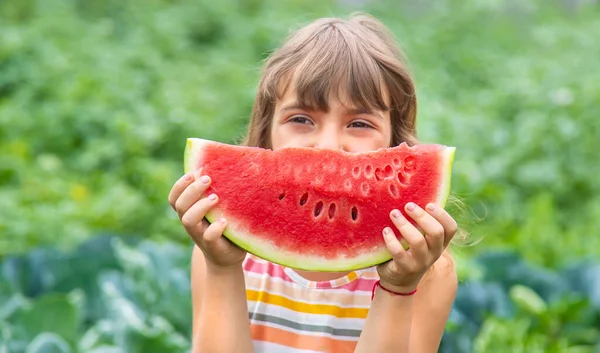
[240,13,418,149]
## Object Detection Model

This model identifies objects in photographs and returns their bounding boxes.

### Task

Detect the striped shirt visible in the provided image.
[243,253,380,352]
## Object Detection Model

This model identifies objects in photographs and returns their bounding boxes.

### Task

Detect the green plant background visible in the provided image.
[1,0,599,352]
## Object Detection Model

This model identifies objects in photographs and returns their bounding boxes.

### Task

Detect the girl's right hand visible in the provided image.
[168,171,247,268]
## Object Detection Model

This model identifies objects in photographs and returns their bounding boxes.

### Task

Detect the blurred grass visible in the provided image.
[1,0,599,267]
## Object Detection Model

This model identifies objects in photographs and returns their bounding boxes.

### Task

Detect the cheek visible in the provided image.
[380,120,393,148]
[270,124,296,150]
[271,124,318,150]
[271,134,284,150]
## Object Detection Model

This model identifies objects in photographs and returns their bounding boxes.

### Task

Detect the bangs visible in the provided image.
[244,14,418,150]
[264,22,392,113]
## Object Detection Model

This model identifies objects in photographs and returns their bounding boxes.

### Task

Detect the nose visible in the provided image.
[313,125,344,151]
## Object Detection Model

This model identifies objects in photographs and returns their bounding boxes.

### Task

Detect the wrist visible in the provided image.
[377,280,418,295]
[205,258,243,277]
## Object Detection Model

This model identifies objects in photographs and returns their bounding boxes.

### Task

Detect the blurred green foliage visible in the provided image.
[1,0,599,351]
[1,236,599,352]
[1,0,599,265]
[1,0,599,263]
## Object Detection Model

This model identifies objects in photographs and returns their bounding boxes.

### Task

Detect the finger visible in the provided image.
[168,173,195,210]
[382,227,407,259]
[425,203,458,248]
[175,174,212,218]
[201,217,228,254]
[203,217,226,243]
[382,227,415,274]
[180,193,218,234]
[404,202,445,256]
[389,209,428,261]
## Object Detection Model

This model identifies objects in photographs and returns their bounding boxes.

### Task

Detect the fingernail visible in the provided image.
[208,194,217,201]
[220,217,227,224]
[383,227,392,235]
[406,202,416,211]
[426,203,436,212]
[183,174,192,182]
[391,209,401,218]
[201,175,210,184]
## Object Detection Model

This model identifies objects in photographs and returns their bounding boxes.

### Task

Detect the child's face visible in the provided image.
[270,85,392,152]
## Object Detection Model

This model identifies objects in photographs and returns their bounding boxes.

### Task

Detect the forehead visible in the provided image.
[275,71,391,113]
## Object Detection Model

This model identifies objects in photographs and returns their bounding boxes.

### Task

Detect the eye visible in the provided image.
[289,116,313,125]
[348,120,374,129]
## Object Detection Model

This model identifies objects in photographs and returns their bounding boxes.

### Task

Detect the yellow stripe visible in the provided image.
[346,271,358,282]
[247,289,369,318]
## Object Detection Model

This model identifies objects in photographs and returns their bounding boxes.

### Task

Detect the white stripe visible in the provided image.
[249,318,361,341]
[253,340,322,353]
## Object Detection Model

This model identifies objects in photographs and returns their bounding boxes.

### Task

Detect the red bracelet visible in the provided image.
[371,280,417,300]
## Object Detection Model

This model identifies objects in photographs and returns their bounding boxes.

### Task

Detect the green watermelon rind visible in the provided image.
[183,138,456,272]
[437,146,456,207]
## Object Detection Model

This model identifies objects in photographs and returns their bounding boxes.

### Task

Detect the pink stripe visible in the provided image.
[243,256,295,283]
[315,281,334,290]
[340,278,378,292]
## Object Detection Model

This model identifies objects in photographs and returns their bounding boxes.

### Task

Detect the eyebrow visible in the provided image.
[280,102,386,120]
[280,102,314,112]
[346,107,385,120]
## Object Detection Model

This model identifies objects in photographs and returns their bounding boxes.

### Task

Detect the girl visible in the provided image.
[169,13,458,353]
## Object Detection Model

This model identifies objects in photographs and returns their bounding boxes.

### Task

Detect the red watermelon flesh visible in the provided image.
[184,138,455,272]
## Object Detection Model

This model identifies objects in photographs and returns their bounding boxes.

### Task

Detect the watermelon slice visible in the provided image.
[184,138,455,272]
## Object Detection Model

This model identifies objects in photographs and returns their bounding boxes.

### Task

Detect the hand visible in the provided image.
[376,202,457,292]
[168,170,247,268]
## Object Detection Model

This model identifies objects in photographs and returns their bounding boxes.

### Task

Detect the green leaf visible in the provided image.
[562,262,600,310]
[476,251,569,302]
[453,281,513,324]
[473,316,531,353]
[86,347,125,353]
[509,285,547,316]
[0,293,27,321]
[15,290,83,344]
[25,333,71,353]
[566,346,595,353]
[78,320,119,351]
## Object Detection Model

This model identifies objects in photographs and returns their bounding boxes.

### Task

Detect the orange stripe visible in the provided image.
[247,289,369,318]
[251,323,357,352]
[346,271,358,282]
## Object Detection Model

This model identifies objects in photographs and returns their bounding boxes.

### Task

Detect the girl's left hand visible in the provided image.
[376,202,458,293]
